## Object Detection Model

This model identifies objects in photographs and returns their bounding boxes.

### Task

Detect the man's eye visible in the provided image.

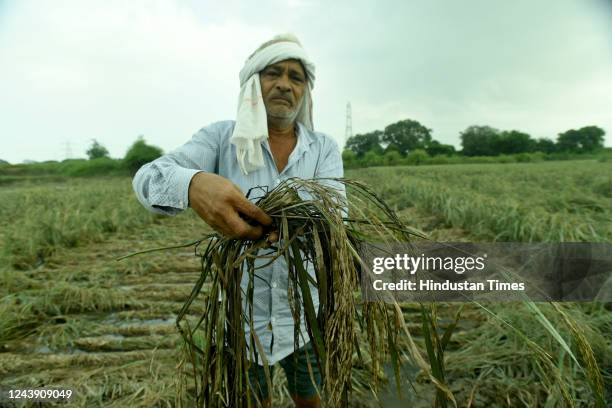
[266,71,280,77]
[292,76,304,83]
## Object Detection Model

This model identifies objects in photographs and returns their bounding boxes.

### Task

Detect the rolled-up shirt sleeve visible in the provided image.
[132,124,221,216]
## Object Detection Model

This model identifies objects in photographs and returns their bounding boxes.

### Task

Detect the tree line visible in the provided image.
[0,137,164,178]
[85,137,163,174]
[344,118,606,167]
[2,122,607,176]
[459,125,605,156]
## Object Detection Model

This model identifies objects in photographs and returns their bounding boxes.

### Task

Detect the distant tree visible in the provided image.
[345,131,383,157]
[86,139,110,160]
[361,150,383,167]
[383,143,401,154]
[0,159,9,165]
[460,125,500,156]
[382,150,403,166]
[383,119,432,155]
[495,130,533,155]
[124,136,163,174]
[405,149,429,165]
[534,138,556,154]
[341,150,357,168]
[425,140,456,156]
[557,126,605,153]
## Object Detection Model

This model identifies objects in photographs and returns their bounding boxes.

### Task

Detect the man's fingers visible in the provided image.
[188,174,271,240]
[232,196,273,226]
[244,224,264,240]
[224,211,264,240]
[205,218,228,236]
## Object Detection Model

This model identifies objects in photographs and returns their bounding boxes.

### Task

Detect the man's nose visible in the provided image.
[275,74,291,92]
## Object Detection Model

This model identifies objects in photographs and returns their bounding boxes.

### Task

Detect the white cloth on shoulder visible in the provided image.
[230,38,316,175]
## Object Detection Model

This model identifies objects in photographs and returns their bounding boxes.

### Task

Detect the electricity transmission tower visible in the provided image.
[345,102,352,144]
[64,141,73,160]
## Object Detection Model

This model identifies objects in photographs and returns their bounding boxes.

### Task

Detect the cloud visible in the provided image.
[0,1,273,161]
[0,0,611,162]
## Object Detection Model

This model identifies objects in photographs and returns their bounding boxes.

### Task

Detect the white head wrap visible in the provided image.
[230,34,316,175]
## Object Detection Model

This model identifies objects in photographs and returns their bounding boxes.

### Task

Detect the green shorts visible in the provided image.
[247,342,322,401]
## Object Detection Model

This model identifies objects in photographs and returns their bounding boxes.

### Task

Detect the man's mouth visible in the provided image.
[271,97,291,105]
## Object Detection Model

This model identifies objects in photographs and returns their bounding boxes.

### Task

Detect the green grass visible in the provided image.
[440,302,609,407]
[0,177,159,269]
[348,160,612,242]
[0,158,127,177]
[1,162,610,407]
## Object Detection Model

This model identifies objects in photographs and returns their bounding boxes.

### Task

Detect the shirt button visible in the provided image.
[272,281,277,288]
[179,200,184,207]
[271,317,276,323]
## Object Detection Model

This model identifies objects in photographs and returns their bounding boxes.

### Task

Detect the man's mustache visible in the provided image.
[269,95,292,105]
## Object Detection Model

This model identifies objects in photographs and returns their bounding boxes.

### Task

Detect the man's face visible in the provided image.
[259,59,307,123]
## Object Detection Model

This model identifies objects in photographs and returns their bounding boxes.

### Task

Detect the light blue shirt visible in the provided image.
[132,120,345,364]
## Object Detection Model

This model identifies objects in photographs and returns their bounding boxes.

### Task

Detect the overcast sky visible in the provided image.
[1,0,611,163]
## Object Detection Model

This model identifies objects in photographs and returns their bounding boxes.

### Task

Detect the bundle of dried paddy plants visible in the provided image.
[173,178,419,407]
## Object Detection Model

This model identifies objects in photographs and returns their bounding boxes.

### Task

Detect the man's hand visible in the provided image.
[188,172,273,240]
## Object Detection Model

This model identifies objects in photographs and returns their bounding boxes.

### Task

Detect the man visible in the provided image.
[132,33,344,408]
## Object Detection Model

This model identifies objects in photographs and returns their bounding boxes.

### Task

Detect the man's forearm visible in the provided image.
[132,156,203,216]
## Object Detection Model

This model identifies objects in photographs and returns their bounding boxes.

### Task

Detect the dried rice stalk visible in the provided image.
[174,178,417,407]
